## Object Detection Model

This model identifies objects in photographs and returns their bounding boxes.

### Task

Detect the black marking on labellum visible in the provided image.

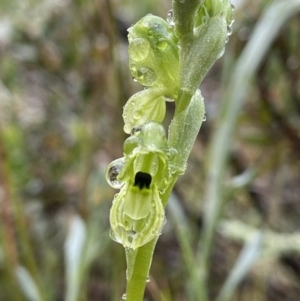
[134,172,152,190]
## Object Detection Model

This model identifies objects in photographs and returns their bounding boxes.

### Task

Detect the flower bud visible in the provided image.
[128,15,179,97]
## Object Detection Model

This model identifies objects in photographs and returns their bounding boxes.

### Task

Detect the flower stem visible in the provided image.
[125,176,178,301]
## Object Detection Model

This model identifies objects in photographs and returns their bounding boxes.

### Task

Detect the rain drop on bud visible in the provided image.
[123,136,139,155]
[129,38,150,62]
[120,293,126,301]
[157,39,168,50]
[106,158,125,189]
[167,10,174,26]
[131,125,143,136]
[136,67,157,86]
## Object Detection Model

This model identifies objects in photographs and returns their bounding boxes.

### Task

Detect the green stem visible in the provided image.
[125,177,178,301]
[125,238,157,301]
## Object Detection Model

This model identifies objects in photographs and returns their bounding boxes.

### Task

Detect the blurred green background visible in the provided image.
[0,0,300,300]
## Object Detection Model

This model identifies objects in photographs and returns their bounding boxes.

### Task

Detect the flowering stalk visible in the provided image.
[105,0,234,300]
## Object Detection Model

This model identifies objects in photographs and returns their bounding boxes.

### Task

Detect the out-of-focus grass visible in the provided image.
[0,0,300,300]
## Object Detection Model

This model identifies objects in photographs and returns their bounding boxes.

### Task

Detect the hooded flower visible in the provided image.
[106,122,172,249]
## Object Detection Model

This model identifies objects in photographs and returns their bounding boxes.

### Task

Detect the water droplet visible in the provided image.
[146,275,150,282]
[130,63,137,72]
[225,36,229,44]
[106,158,125,189]
[132,77,137,82]
[131,125,143,136]
[229,19,235,28]
[203,115,206,122]
[227,26,233,36]
[120,293,126,301]
[109,229,120,243]
[127,230,137,243]
[167,10,174,26]
[143,19,150,28]
[168,147,178,158]
[136,67,157,86]
[133,109,143,120]
[231,3,235,11]
[217,47,225,59]
[129,38,150,62]
[157,39,168,50]
[123,136,139,155]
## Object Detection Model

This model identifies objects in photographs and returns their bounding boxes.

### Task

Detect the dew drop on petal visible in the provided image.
[109,229,119,243]
[129,38,150,62]
[127,230,137,244]
[120,293,126,301]
[106,158,125,189]
[130,63,137,73]
[227,25,233,36]
[131,125,143,136]
[167,10,174,26]
[202,115,207,122]
[136,67,157,86]
[157,39,168,50]
[217,47,225,59]
[143,19,150,27]
[133,109,143,120]
[146,275,150,283]
[123,136,139,155]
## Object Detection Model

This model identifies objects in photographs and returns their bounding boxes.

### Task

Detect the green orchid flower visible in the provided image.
[106,122,172,250]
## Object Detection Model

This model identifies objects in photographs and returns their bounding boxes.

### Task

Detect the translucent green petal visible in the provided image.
[123,88,167,134]
[110,184,165,250]
[139,122,168,151]
[124,185,152,220]
[134,152,159,177]
[128,15,179,94]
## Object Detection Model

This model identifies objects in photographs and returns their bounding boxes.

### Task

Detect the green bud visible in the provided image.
[123,87,168,134]
[123,136,140,156]
[201,0,234,25]
[172,0,204,38]
[179,14,227,94]
[128,15,179,96]
[139,122,168,151]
